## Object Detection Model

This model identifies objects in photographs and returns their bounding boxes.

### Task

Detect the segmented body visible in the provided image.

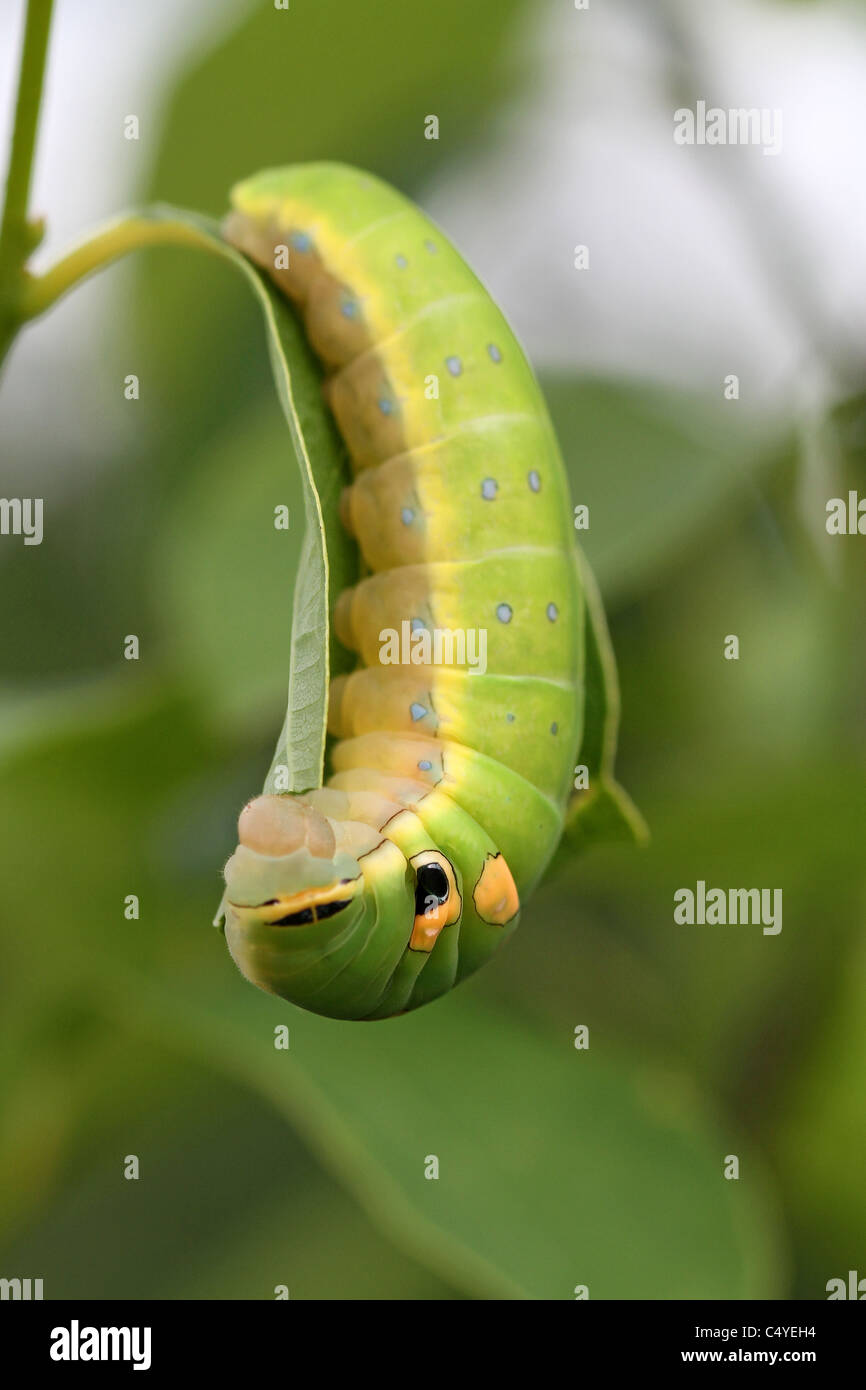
[224,164,583,1017]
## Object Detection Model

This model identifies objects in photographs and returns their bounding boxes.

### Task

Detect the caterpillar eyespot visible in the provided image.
[218,162,632,1021]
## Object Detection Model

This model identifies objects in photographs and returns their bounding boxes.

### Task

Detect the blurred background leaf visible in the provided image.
[0,680,783,1297]
[542,375,786,603]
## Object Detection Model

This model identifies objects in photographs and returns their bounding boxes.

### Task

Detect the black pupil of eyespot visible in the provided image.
[415,863,449,914]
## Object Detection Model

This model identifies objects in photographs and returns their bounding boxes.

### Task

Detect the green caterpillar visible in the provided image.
[218,163,637,1021]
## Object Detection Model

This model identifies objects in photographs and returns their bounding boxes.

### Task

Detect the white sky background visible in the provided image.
[1,0,865,480]
[0,0,237,481]
[424,0,866,422]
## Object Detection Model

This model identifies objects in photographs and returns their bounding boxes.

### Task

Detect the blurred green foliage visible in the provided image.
[1,0,864,1299]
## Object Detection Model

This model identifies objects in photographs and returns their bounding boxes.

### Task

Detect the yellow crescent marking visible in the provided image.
[230,880,360,922]
[472,852,519,926]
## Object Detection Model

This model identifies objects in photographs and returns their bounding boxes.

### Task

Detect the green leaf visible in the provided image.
[565,777,648,856]
[124,206,347,796]
[560,550,648,861]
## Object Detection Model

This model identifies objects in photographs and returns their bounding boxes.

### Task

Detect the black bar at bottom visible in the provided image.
[1,1298,861,1374]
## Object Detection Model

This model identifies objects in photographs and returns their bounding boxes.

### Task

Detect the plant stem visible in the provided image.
[0,0,54,358]
[18,212,224,321]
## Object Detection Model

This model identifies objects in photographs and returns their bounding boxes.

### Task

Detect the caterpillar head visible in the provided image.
[220,795,466,1019]
[221,795,367,1010]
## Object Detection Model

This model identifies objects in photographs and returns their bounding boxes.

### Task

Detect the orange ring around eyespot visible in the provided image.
[410,899,451,951]
[408,851,461,952]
